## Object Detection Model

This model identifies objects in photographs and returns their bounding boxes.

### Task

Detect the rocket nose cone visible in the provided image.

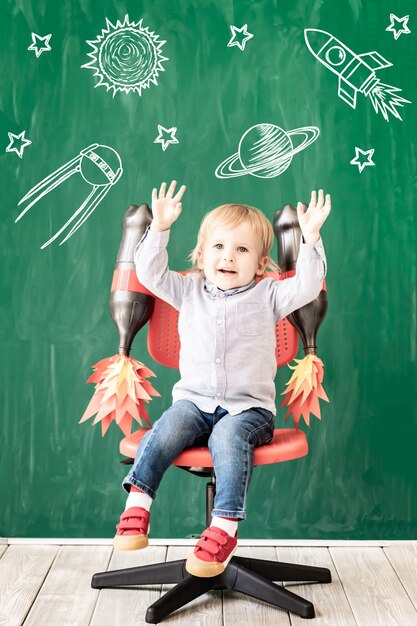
[304,29,332,56]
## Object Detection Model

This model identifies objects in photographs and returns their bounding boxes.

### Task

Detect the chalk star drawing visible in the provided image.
[28,33,52,57]
[350,147,375,173]
[154,125,179,151]
[15,144,123,249]
[386,14,411,40]
[82,15,168,97]
[215,123,319,179]
[227,25,254,51]
[304,28,411,122]
[6,131,32,158]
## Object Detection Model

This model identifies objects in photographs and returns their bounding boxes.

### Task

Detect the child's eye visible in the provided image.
[238,246,248,253]
[214,243,223,249]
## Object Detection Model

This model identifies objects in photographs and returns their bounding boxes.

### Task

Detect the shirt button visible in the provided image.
[216,318,223,324]
[215,358,221,364]
[219,293,225,298]
[216,392,222,398]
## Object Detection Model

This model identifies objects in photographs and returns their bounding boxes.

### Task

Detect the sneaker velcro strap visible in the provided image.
[121,508,147,520]
[116,517,147,531]
[195,538,220,556]
[117,510,148,531]
[201,529,228,545]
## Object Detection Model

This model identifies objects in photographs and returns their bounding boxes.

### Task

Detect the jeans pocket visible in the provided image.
[250,417,275,447]
[236,303,264,336]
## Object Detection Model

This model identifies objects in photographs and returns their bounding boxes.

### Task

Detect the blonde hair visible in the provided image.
[188,203,280,276]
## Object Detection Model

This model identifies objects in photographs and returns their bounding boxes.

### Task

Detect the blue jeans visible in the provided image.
[123,399,275,520]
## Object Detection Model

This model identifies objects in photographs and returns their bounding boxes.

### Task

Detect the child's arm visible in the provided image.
[134,181,189,310]
[268,189,331,319]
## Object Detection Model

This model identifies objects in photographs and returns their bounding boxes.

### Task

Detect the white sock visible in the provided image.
[125,491,153,512]
[212,516,238,537]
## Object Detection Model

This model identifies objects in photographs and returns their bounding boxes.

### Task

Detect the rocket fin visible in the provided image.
[338,77,357,108]
[358,51,392,71]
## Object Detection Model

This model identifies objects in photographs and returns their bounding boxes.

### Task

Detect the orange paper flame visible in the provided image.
[80,354,160,436]
[280,354,329,429]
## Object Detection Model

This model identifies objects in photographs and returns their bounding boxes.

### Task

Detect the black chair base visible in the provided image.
[92,554,332,622]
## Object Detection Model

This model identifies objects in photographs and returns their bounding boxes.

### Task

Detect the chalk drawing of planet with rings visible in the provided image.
[215,123,320,179]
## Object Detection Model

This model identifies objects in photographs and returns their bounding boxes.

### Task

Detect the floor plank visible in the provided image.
[276,546,357,625]
[90,546,167,626]
[0,545,58,626]
[330,547,417,626]
[23,545,111,626]
[384,544,417,610]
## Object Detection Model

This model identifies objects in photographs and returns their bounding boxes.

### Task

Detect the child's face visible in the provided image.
[197,221,268,290]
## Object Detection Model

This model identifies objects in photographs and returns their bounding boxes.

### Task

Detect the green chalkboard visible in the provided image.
[1,0,417,541]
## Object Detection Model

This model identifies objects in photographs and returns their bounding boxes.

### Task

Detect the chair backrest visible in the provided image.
[147,271,299,369]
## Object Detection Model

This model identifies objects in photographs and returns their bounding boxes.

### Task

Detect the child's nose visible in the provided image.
[223,250,235,262]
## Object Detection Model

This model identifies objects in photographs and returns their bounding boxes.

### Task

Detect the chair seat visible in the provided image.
[120,428,308,467]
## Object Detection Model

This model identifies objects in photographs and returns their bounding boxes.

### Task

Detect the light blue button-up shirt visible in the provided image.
[134,228,327,416]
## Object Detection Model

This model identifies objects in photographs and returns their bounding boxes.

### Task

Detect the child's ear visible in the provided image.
[256,256,269,275]
[197,249,204,270]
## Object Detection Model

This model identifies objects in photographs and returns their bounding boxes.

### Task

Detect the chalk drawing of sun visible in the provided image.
[82,15,168,97]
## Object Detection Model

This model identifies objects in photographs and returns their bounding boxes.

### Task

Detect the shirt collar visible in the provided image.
[204,278,257,297]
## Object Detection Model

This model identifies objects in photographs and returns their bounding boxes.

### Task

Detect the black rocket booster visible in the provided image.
[273,203,328,355]
[80,203,160,437]
[110,204,155,355]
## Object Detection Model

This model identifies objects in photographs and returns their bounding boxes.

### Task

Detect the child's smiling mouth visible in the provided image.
[218,268,237,274]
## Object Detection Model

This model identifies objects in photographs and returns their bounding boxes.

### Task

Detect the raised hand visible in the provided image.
[150,180,187,232]
[297,189,331,243]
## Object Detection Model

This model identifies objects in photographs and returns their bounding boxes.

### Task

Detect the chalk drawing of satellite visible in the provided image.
[15,144,123,249]
[304,29,411,122]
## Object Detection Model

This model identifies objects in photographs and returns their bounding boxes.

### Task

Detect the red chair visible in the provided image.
[92,274,331,622]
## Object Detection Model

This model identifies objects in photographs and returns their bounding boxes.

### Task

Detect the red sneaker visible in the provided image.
[185,525,237,577]
[113,506,150,551]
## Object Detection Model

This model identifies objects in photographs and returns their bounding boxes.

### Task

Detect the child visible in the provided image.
[114,180,330,577]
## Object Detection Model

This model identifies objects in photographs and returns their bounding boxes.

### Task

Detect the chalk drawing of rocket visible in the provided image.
[304,29,411,122]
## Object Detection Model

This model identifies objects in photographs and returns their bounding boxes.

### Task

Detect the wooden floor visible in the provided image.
[1,542,417,625]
